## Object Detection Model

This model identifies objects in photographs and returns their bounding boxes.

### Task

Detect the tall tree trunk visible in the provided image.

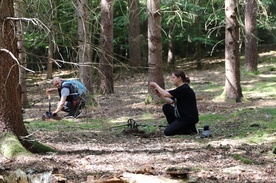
[195,1,202,70]
[128,0,142,70]
[245,0,258,72]
[99,0,114,94]
[147,0,164,99]
[0,1,55,156]
[47,32,54,78]
[195,17,202,70]
[14,0,28,107]
[224,0,243,102]
[0,0,28,137]
[77,0,93,94]
[47,0,54,79]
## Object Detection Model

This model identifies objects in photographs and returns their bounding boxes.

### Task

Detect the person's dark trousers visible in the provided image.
[62,101,78,116]
[162,104,197,136]
[162,104,175,124]
[62,95,86,116]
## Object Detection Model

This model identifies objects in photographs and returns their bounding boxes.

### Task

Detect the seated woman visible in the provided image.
[149,70,199,136]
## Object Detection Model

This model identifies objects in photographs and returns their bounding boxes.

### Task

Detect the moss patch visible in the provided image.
[27,141,56,153]
[0,133,31,158]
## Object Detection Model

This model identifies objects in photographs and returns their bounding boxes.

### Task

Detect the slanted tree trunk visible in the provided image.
[128,0,142,70]
[245,0,258,72]
[224,0,243,102]
[147,0,164,100]
[14,0,28,107]
[99,0,114,94]
[0,0,56,156]
[77,0,93,94]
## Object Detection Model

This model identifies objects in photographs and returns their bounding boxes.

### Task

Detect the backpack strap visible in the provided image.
[62,81,79,96]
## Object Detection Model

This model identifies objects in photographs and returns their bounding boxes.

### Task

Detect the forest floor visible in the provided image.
[1,51,276,183]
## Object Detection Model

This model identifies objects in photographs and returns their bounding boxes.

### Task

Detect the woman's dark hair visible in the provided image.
[173,70,190,83]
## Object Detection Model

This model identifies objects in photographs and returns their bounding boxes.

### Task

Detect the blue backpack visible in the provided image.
[62,79,87,96]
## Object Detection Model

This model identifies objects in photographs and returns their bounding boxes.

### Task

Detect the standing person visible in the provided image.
[46,77,86,118]
[149,70,199,136]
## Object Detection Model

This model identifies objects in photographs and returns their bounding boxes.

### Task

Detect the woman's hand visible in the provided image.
[149,82,161,97]
[149,82,157,88]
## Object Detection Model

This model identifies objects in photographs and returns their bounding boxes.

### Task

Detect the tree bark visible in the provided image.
[147,0,164,99]
[195,1,202,70]
[224,0,243,102]
[128,0,142,70]
[77,0,93,94]
[0,0,28,136]
[99,0,114,94]
[47,0,54,79]
[0,0,55,156]
[47,32,54,78]
[245,0,258,72]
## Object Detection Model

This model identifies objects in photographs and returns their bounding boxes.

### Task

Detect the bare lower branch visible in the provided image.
[4,17,50,32]
[0,48,35,73]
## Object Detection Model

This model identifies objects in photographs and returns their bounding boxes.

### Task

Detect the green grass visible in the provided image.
[243,81,276,96]
[229,154,253,164]
[26,118,106,132]
[198,107,276,142]
[192,82,224,96]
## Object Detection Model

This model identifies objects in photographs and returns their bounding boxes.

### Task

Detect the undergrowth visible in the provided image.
[25,52,276,146]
